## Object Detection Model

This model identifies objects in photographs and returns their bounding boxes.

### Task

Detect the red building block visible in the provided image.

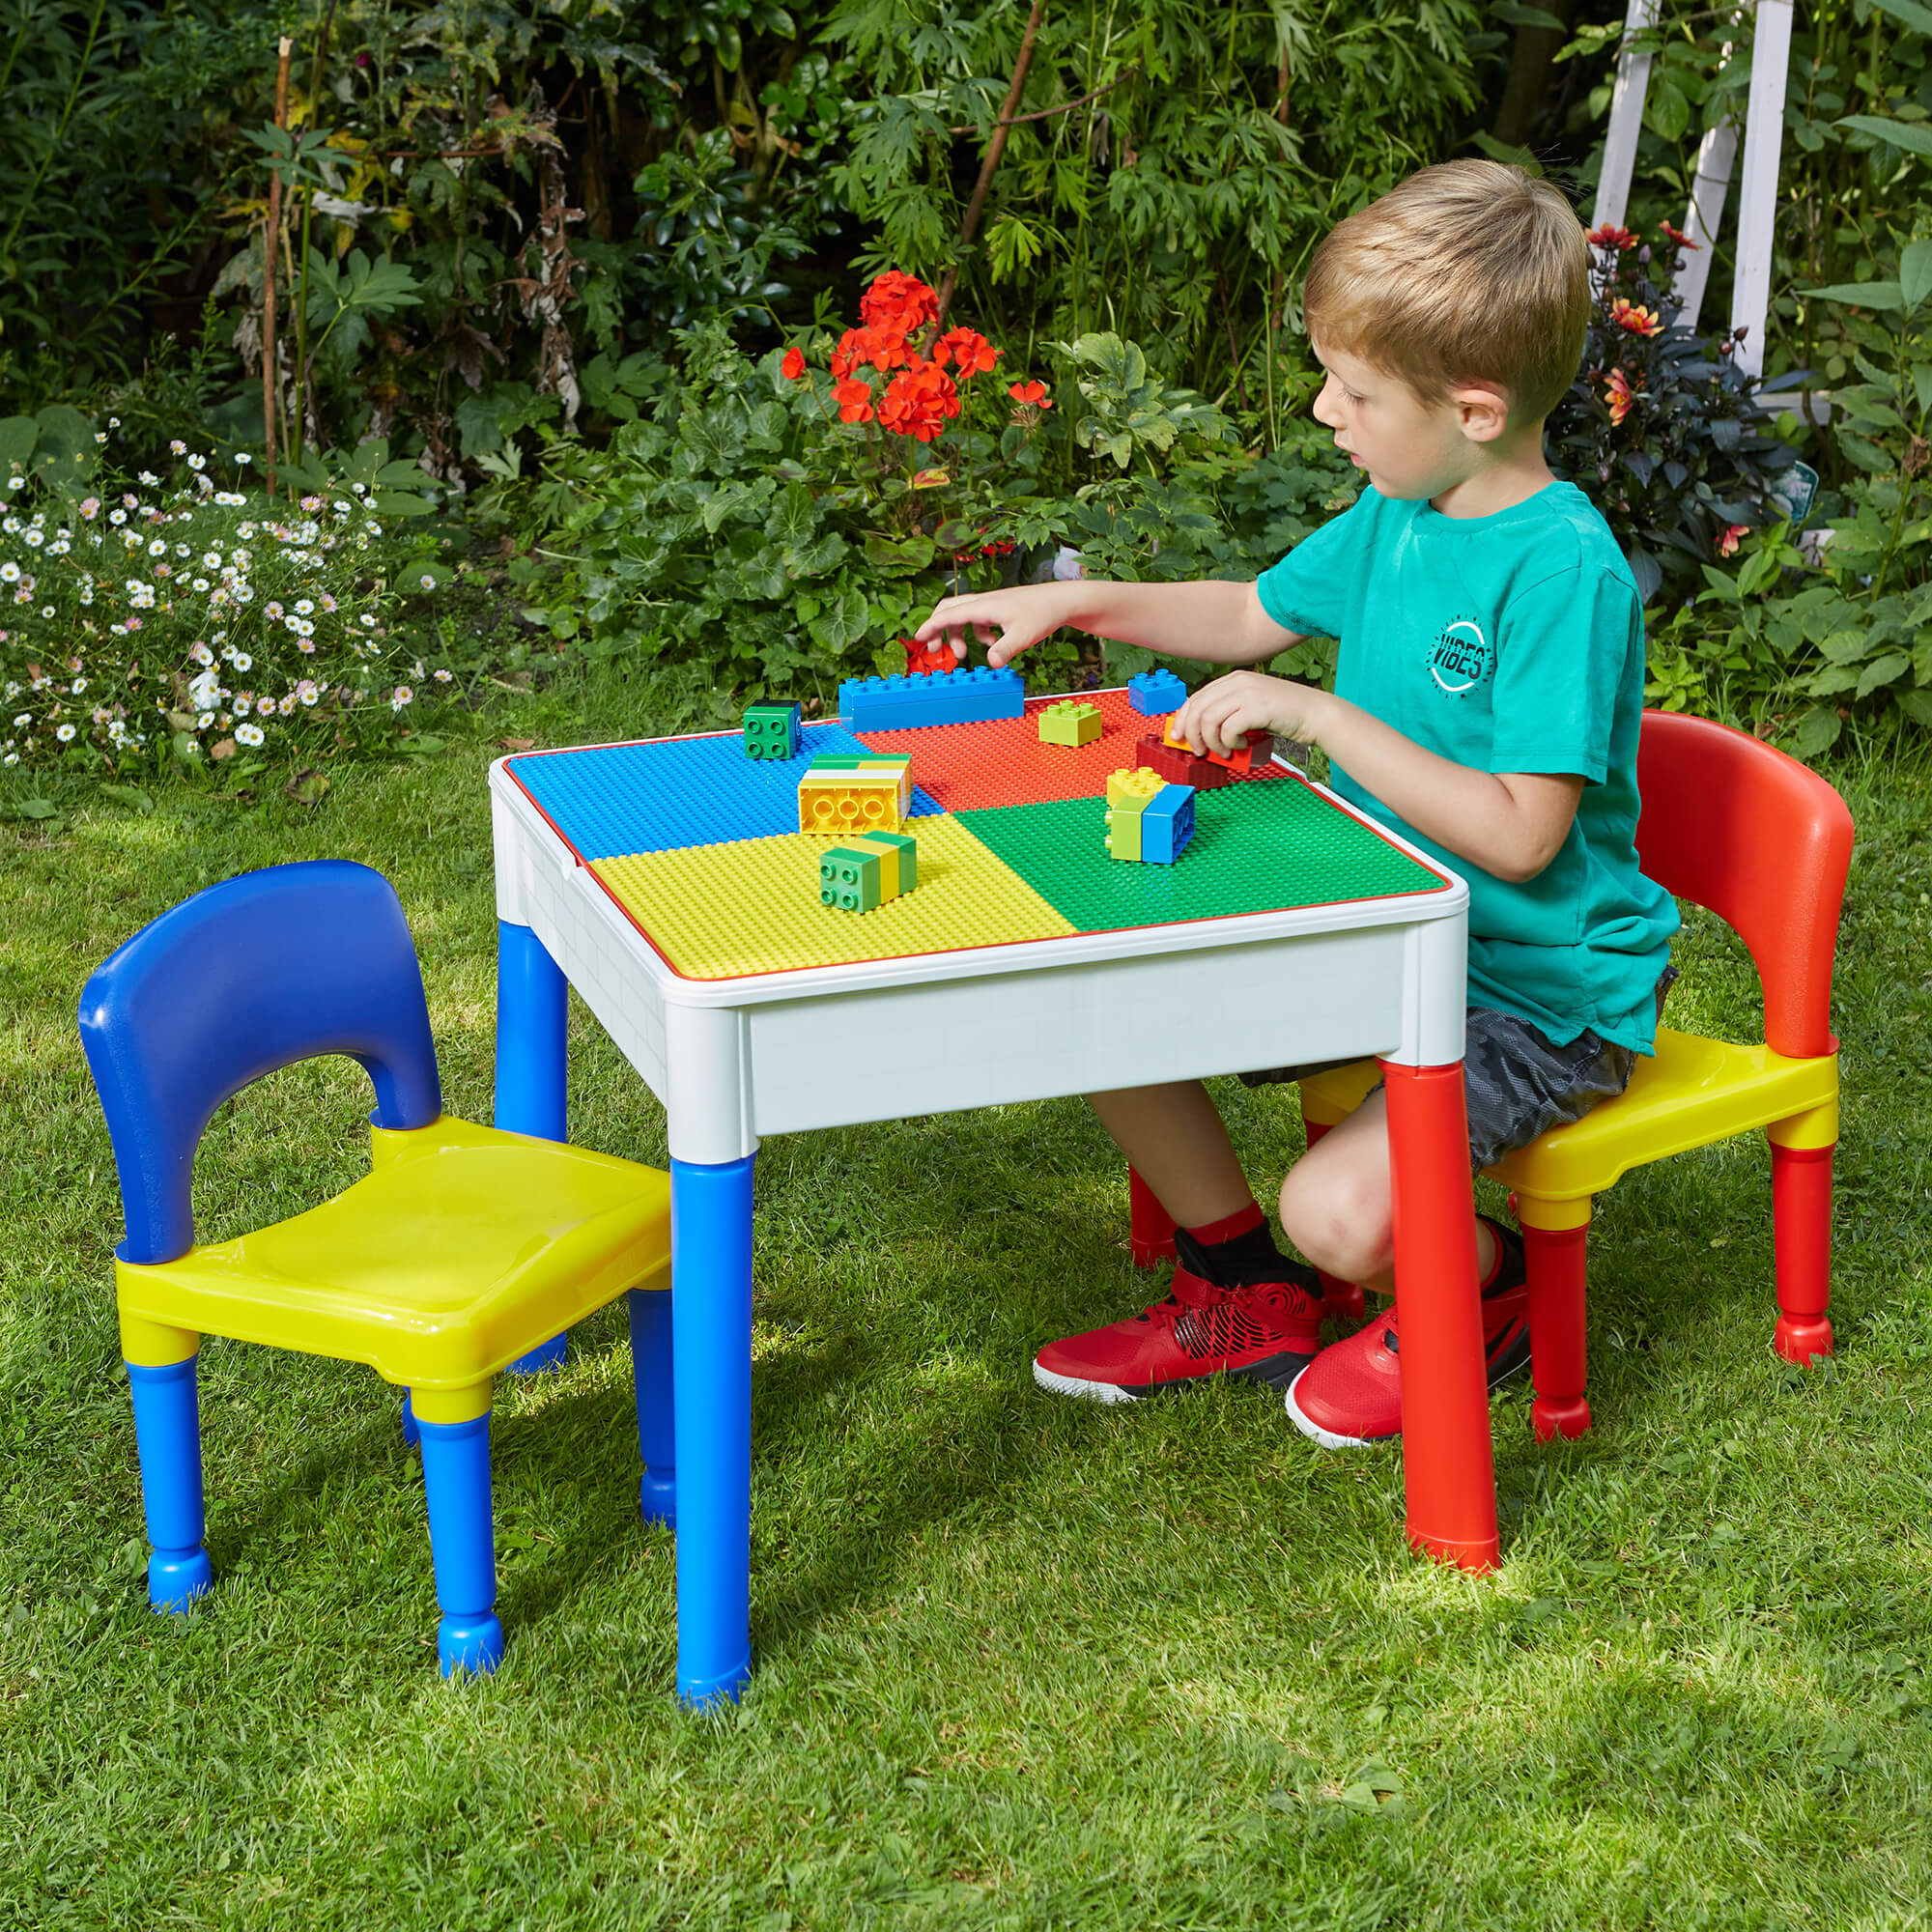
[1137,732,1231,789]
[902,639,959,678]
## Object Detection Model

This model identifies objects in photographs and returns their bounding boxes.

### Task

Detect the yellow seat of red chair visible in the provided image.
[1298,1026,1837,1207]
[115,1116,672,1404]
[1491,1028,1838,1204]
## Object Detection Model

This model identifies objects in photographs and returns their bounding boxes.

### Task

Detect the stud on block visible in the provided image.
[837,665,1025,731]
[1038,699,1103,747]
[742,701,801,761]
[1127,668,1186,716]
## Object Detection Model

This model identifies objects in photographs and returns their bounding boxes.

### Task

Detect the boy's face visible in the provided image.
[1309,342,1502,503]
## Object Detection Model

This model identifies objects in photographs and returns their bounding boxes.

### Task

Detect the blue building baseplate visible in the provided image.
[506,724,943,861]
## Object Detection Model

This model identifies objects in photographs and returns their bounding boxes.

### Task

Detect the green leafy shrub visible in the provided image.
[1548,224,1797,603]
[1,417,460,774]
[497,276,1352,699]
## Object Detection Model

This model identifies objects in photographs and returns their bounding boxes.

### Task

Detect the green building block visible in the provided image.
[1039,699,1103,748]
[744,701,802,760]
[819,844,882,912]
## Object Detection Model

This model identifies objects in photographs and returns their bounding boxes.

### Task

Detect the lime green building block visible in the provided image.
[1038,700,1103,748]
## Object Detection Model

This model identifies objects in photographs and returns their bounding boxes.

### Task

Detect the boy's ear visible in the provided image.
[1451,383,1512,444]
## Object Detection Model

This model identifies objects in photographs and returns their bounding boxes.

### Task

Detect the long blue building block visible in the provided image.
[1139,782,1197,864]
[1128,669,1187,716]
[838,667,1024,732]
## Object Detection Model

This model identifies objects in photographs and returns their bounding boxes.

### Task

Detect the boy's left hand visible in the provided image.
[1171,669,1329,760]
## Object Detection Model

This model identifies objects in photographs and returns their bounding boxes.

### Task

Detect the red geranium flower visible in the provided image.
[1586,223,1638,251]
[1008,380,1052,410]
[781,346,807,381]
[1609,298,1662,337]
[1602,367,1638,426]
[860,270,940,332]
[1659,221,1700,251]
[832,377,875,425]
[831,322,918,379]
[933,327,1000,378]
[877,363,960,442]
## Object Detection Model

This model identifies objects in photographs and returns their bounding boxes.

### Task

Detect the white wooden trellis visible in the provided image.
[1590,0,1812,413]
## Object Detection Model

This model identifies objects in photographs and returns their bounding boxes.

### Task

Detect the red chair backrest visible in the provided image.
[1634,710,1854,1059]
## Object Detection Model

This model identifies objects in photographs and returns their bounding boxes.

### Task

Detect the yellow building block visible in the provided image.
[1039,700,1103,748]
[798,770,906,837]
[1106,767,1163,809]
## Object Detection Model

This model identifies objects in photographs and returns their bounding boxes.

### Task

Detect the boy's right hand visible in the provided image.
[912,582,1079,669]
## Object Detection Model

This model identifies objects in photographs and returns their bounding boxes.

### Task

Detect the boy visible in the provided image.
[911,159,1678,1447]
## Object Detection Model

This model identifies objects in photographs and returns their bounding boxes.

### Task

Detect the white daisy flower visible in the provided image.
[235,721,264,747]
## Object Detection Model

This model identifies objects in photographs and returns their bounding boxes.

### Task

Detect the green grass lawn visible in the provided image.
[5,697,1932,1929]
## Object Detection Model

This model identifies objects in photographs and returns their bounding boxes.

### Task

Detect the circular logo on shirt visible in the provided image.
[1426,617,1493,696]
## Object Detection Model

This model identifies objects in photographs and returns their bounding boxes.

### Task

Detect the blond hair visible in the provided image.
[1303,160,1589,424]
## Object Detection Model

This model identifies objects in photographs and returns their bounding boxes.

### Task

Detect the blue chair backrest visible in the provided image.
[78,861,443,1265]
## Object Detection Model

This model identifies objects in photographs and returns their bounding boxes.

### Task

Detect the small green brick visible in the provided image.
[857,829,918,893]
[818,845,882,912]
[744,702,800,760]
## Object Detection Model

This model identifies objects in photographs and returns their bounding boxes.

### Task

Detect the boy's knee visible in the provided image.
[1278,1159,1393,1284]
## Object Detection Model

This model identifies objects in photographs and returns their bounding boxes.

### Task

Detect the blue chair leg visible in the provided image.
[497,918,570,1375]
[627,1287,676,1529]
[127,1356,214,1612]
[417,1409,504,1677]
[400,1389,420,1450]
[671,1152,755,1709]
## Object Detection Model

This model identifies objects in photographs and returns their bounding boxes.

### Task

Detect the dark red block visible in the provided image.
[1136,732,1231,788]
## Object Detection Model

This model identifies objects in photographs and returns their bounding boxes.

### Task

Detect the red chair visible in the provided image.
[1132,712,1855,1434]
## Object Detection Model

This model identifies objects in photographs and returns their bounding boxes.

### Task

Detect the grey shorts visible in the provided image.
[1240,1004,1647,1174]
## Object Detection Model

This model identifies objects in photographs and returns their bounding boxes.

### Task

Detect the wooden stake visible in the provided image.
[934,0,1045,330]
[263,35,293,492]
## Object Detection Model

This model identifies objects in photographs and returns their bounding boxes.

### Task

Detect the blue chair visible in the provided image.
[78,861,675,1675]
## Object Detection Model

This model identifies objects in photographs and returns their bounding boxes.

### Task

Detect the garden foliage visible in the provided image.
[497,275,1354,699]
[0,417,461,773]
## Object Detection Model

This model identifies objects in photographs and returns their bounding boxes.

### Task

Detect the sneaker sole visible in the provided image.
[1033,1349,1315,1405]
[1283,1332,1538,1450]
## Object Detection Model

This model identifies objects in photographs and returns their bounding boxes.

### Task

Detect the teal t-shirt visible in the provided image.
[1256,481,1678,1053]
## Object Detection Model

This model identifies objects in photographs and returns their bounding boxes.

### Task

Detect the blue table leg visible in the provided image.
[670,1153,754,1708]
[628,1288,676,1528]
[496,919,569,1373]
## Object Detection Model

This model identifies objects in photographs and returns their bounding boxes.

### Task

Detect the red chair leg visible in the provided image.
[1127,1165,1178,1268]
[1523,1218,1592,1441]
[1771,1142,1834,1363]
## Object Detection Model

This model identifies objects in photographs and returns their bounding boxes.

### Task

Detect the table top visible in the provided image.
[500,686,1451,984]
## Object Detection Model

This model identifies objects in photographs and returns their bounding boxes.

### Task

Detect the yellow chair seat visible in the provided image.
[116,1116,672,1401]
[1492,1028,1837,1203]
[1298,1027,1838,1206]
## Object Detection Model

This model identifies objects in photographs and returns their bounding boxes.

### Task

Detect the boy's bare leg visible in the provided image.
[1085,1081,1255,1228]
[1278,1089,1496,1291]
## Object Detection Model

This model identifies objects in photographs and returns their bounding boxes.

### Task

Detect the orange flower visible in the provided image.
[1659,221,1699,252]
[781,346,807,380]
[1602,367,1638,426]
[877,363,960,441]
[860,270,940,332]
[832,377,874,425]
[1586,223,1638,251]
[1008,380,1052,410]
[1718,524,1749,557]
[1609,298,1662,337]
[933,327,1000,378]
[831,322,918,379]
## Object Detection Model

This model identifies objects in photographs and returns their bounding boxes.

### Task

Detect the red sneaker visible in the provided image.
[1284,1219,1530,1448]
[1034,1267,1324,1404]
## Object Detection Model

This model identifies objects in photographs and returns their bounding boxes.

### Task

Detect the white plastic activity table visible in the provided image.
[486,698,1497,1705]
